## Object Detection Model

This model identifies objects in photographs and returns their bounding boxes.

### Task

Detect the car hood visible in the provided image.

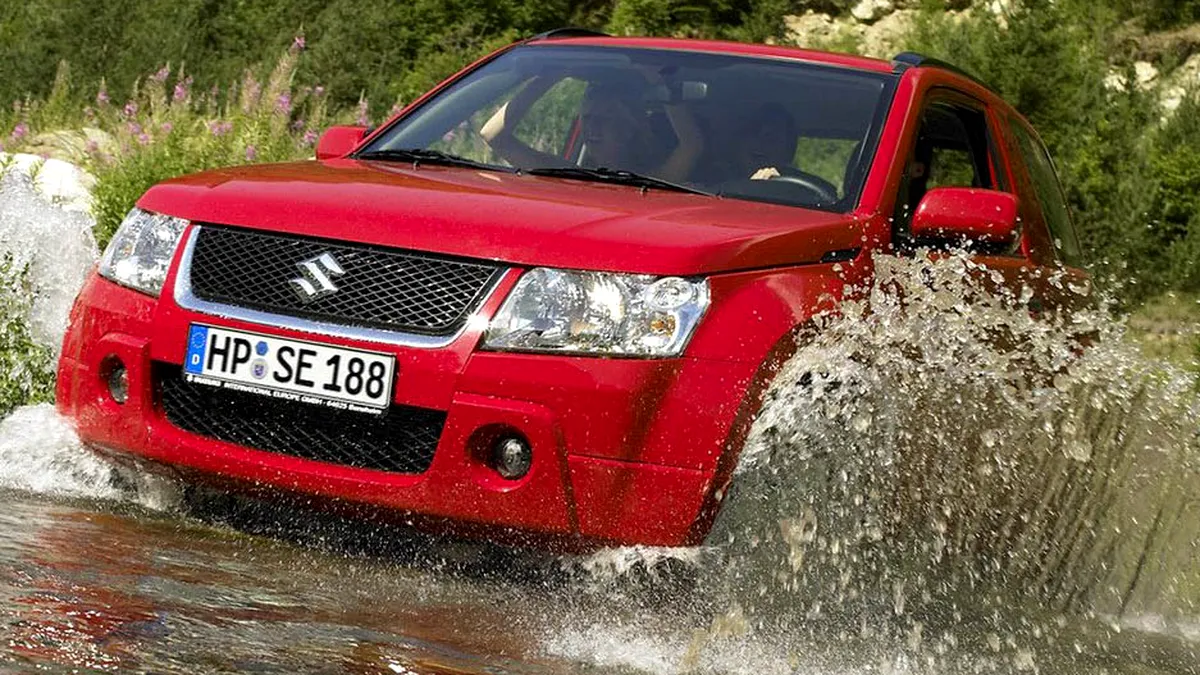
[139,159,865,276]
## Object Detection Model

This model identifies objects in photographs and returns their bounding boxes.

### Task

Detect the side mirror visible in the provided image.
[911,187,1019,246]
[315,125,370,160]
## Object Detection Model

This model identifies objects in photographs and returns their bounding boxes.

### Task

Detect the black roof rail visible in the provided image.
[526,27,609,42]
[891,51,995,93]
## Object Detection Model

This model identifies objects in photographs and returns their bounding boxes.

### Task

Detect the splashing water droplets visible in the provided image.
[688,250,1199,669]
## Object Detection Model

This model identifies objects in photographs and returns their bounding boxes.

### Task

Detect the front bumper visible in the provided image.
[57,269,758,547]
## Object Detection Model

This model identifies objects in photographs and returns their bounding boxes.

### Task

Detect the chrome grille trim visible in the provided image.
[172,226,509,348]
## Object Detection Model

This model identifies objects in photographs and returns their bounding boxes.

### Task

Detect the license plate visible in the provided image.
[183,324,396,415]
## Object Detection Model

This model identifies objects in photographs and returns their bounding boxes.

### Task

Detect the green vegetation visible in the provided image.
[0,258,56,417]
[0,0,793,117]
[85,45,338,245]
[1127,292,1200,368]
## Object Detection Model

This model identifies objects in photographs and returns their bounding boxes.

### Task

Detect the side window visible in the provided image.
[428,77,586,166]
[1007,120,1083,267]
[513,77,587,157]
[893,99,1003,242]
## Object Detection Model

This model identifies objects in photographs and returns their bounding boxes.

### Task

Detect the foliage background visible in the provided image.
[0,0,1198,307]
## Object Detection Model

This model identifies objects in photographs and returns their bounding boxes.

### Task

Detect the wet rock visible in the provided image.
[0,152,95,213]
[1161,53,1200,116]
[784,12,846,49]
[851,0,894,24]
[784,8,919,58]
[1135,60,1161,87]
[858,9,919,58]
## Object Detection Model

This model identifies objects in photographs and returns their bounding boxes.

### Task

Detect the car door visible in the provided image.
[889,86,1045,314]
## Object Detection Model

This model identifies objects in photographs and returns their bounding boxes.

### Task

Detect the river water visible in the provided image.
[0,170,1197,673]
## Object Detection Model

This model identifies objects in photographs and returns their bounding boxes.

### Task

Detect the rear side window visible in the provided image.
[1007,120,1083,266]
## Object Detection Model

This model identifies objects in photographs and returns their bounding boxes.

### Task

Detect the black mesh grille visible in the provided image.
[155,363,443,474]
[188,225,503,335]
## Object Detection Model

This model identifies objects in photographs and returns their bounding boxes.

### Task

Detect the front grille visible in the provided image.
[155,363,444,474]
[187,225,503,335]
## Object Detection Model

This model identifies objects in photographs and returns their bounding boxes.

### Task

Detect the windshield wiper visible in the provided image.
[526,166,715,197]
[355,148,514,172]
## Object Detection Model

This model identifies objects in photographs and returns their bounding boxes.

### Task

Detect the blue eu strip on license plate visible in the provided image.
[183,324,396,415]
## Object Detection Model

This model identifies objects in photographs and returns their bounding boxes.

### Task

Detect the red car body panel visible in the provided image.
[136,161,866,276]
[56,37,1085,548]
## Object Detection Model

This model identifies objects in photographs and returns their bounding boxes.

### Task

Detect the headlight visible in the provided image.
[484,268,709,357]
[98,208,189,296]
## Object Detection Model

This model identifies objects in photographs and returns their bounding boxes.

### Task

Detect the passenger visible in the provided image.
[481,76,703,183]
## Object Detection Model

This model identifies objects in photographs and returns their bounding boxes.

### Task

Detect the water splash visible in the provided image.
[686,251,1199,668]
[0,404,179,510]
[0,166,173,512]
[0,170,98,350]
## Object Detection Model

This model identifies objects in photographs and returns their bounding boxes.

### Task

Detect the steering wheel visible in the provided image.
[767,172,839,204]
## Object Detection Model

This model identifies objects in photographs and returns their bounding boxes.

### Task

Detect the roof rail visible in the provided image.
[891,51,995,92]
[526,27,610,42]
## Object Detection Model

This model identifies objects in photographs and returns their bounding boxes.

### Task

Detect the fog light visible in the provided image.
[106,360,129,404]
[492,436,532,480]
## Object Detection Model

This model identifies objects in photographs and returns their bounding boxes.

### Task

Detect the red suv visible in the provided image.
[56,31,1087,548]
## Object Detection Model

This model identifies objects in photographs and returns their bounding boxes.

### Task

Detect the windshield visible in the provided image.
[360,44,896,212]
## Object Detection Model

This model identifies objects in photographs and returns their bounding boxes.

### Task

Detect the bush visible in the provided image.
[606,0,792,42]
[1111,0,1200,30]
[0,257,56,417]
[0,0,589,118]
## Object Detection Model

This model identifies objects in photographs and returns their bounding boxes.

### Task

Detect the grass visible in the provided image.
[1126,291,1200,372]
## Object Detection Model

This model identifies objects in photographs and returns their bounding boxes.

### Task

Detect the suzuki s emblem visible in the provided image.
[290,251,345,302]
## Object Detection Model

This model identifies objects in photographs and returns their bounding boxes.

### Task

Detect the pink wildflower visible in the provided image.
[136,132,151,145]
[151,65,170,83]
[160,122,174,134]
[291,119,305,131]
[173,76,193,103]
[275,92,292,115]
[85,140,100,154]
[389,102,405,117]
[96,87,110,105]
[207,120,233,137]
[10,123,29,142]
[245,145,257,161]
[126,122,143,135]
[313,86,325,98]
[301,129,318,147]
[291,35,306,52]
[123,100,138,118]
[355,99,370,127]
[241,77,262,113]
